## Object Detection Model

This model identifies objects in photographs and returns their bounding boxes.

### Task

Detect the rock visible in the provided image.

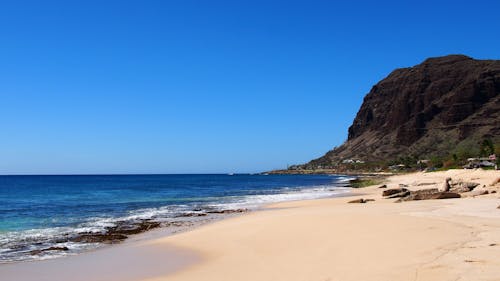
[463,182,480,189]
[348,198,375,203]
[450,181,480,193]
[490,177,500,186]
[397,189,460,201]
[491,190,497,194]
[348,199,366,203]
[164,221,191,227]
[440,178,452,192]
[382,188,408,197]
[450,186,471,193]
[386,191,411,199]
[433,192,462,199]
[416,182,436,186]
[70,220,162,244]
[303,55,500,166]
[176,212,207,217]
[400,188,437,201]
[497,205,500,209]
[109,220,161,235]
[470,189,489,197]
[70,233,128,244]
[30,246,69,255]
[207,209,247,214]
[377,185,387,188]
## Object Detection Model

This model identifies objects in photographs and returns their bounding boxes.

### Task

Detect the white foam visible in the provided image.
[1,181,351,263]
[207,185,351,210]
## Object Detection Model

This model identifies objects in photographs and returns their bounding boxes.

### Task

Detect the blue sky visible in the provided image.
[1,1,499,174]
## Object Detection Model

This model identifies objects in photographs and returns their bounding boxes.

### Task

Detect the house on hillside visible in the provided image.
[464,155,496,169]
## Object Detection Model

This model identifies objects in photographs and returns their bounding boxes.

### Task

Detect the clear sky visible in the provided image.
[1,1,499,174]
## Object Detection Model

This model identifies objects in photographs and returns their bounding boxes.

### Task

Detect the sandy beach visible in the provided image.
[1,169,499,281]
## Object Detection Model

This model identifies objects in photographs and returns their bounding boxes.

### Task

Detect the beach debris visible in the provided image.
[377,184,387,188]
[348,198,374,203]
[382,188,408,197]
[29,246,69,255]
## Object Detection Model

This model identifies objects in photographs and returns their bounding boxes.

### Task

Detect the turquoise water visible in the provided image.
[0,174,352,262]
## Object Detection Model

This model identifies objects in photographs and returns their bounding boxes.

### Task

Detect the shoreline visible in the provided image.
[0,179,355,280]
[0,185,355,266]
[0,174,351,264]
[162,169,500,281]
[1,169,499,281]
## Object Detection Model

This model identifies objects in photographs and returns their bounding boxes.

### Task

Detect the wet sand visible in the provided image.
[0,231,199,281]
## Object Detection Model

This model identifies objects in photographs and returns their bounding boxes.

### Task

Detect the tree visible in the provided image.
[480,139,494,157]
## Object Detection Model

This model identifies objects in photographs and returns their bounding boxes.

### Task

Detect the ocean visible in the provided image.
[0,174,353,263]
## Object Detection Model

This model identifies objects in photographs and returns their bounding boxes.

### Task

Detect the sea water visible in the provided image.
[0,174,353,263]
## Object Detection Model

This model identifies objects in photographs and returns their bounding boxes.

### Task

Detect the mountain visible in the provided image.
[304,55,500,169]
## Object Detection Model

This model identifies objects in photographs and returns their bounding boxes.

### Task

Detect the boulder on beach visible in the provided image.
[386,191,411,199]
[449,182,479,193]
[470,189,489,197]
[432,192,462,199]
[348,198,375,203]
[439,177,452,192]
[382,188,408,197]
[396,188,461,202]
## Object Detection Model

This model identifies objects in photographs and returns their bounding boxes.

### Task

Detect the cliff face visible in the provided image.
[308,55,500,167]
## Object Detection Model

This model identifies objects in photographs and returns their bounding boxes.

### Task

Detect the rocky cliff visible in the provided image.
[306,55,500,168]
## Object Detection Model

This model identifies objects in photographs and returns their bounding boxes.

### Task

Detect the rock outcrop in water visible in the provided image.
[306,55,500,167]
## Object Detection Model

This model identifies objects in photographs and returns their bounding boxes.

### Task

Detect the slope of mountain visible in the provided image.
[305,55,500,169]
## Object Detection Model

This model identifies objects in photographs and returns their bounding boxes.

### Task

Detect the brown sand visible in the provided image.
[1,169,499,281]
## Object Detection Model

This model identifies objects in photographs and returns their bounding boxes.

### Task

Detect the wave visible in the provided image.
[0,183,350,263]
